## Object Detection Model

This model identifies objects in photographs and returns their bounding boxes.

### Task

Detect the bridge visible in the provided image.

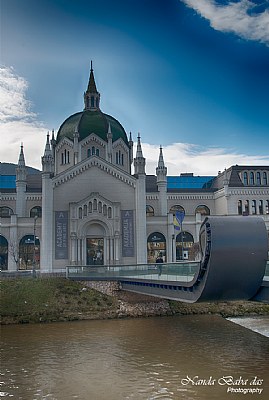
[67,216,269,303]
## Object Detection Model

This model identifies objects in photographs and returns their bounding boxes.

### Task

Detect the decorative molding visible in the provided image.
[26,195,42,201]
[167,194,214,200]
[81,133,106,148]
[146,195,159,200]
[55,137,74,152]
[53,156,136,188]
[0,195,17,201]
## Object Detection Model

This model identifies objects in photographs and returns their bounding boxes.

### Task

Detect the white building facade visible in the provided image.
[1,67,269,271]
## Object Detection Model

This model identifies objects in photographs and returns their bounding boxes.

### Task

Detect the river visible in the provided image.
[1,315,268,399]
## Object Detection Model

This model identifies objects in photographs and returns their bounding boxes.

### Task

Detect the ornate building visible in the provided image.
[1,66,269,271]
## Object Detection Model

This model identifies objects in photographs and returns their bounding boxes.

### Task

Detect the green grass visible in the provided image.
[0,277,117,324]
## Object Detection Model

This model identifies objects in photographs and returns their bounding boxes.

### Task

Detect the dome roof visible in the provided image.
[56,65,129,146]
[56,110,128,144]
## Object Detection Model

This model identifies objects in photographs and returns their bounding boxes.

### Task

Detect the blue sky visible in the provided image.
[0,0,269,174]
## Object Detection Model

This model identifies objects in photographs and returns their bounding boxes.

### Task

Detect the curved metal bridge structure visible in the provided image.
[67,217,268,303]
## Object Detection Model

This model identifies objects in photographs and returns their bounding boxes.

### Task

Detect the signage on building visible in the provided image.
[55,211,68,259]
[121,210,134,257]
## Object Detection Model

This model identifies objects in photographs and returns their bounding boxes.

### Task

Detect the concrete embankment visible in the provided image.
[1,278,268,325]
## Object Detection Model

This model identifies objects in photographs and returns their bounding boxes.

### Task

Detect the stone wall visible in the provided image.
[82,280,122,296]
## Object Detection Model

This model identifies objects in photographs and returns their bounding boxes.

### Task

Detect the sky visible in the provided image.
[0,0,269,175]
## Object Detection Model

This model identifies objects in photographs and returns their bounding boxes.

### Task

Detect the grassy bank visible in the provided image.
[0,278,118,324]
[1,278,269,324]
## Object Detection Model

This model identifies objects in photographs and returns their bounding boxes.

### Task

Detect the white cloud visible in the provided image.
[137,142,269,175]
[182,0,269,46]
[1,66,268,176]
[0,66,47,169]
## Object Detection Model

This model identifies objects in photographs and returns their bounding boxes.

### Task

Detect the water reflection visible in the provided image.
[1,315,269,399]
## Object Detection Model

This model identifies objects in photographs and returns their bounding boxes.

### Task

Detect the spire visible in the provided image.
[42,132,54,173]
[136,134,143,158]
[84,61,100,111]
[156,145,167,180]
[18,143,25,167]
[134,134,146,175]
[44,132,52,157]
[158,146,165,168]
[16,143,26,182]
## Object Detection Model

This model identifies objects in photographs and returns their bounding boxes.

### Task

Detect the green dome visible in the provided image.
[57,110,128,144]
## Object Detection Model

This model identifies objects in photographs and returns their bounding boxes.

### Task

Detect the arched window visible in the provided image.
[176,231,194,261]
[195,205,210,216]
[91,96,95,108]
[19,235,40,270]
[259,200,263,215]
[96,148,100,157]
[0,207,14,218]
[256,172,261,185]
[263,172,268,185]
[147,232,166,263]
[78,207,83,219]
[98,201,102,213]
[103,204,107,216]
[83,204,87,216]
[238,200,242,215]
[89,202,92,213]
[250,172,254,185]
[116,152,119,164]
[92,146,95,155]
[0,235,8,270]
[87,148,91,157]
[30,206,42,218]
[243,172,248,185]
[93,199,97,211]
[146,205,154,217]
[121,154,124,165]
[169,205,185,216]
[108,207,112,218]
[61,152,64,164]
[252,200,257,215]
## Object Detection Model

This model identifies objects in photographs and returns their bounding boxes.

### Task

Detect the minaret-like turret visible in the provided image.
[41,133,54,272]
[134,134,147,263]
[156,146,167,216]
[15,144,27,216]
[84,61,100,111]
[73,127,80,165]
[107,122,113,163]
[129,132,134,169]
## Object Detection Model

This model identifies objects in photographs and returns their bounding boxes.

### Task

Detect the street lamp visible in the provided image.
[33,215,38,277]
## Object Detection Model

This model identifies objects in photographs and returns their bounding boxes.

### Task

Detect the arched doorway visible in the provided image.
[176,231,194,260]
[19,235,40,269]
[85,223,105,266]
[0,235,8,270]
[147,232,166,263]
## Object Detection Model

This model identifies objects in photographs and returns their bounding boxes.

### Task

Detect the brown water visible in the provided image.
[1,315,269,399]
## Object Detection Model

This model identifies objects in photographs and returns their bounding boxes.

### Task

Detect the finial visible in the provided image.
[91,60,93,71]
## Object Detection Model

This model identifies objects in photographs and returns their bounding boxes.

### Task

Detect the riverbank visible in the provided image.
[1,277,268,324]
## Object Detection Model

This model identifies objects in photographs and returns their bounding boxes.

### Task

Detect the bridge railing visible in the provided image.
[66,262,200,282]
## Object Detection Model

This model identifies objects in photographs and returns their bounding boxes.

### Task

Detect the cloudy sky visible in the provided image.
[1,0,269,175]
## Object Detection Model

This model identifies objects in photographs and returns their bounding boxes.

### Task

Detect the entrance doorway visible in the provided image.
[86,238,104,265]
